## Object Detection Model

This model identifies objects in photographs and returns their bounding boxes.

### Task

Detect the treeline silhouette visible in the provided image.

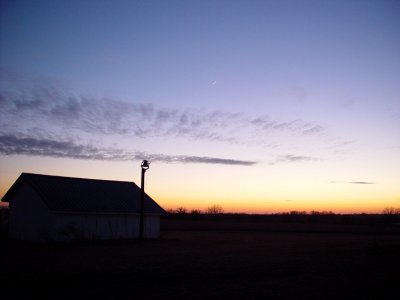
[167,204,224,216]
[164,206,400,226]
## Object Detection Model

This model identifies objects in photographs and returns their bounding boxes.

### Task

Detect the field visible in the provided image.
[1,217,400,299]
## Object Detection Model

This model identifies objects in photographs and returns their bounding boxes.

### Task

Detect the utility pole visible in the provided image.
[139,160,150,240]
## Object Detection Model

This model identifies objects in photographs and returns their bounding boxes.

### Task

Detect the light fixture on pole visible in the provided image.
[139,160,150,240]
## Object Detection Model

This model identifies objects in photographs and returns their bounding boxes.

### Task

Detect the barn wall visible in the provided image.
[144,215,160,238]
[8,183,52,242]
[0,206,9,236]
[52,213,160,241]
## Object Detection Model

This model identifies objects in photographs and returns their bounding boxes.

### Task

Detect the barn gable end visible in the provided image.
[6,180,52,242]
[3,173,165,242]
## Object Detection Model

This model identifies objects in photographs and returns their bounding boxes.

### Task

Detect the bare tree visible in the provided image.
[176,207,188,215]
[206,205,224,214]
[382,207,400,215]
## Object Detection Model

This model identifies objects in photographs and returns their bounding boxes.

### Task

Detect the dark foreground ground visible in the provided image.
[1,220,400,299]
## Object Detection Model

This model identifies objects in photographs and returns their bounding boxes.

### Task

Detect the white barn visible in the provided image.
[3,173,165,242]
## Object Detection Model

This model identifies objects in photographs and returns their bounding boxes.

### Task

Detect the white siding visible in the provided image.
[8,183,52,242]
[144,215,160,238]
[52,213,160,241]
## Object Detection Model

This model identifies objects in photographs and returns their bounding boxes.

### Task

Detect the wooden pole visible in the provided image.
[139,167,145,240]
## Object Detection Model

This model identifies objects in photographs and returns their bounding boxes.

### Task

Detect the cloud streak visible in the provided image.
[269,154,320,165]
[330,181,376,185]
[0,133,257,166]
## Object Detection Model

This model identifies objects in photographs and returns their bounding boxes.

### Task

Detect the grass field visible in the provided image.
[1,219,400,299]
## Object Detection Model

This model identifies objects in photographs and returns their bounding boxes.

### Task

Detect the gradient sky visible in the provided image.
[1,0,399,213]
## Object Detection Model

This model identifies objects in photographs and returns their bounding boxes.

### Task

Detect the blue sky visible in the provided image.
[1,0,399,212]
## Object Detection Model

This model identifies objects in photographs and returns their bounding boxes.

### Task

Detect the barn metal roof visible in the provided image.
[3,173,165,214]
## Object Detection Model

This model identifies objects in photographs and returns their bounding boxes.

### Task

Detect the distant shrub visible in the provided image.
[166,209,176,214]
[310,210,335,215]
[206,205,224,215]
[289,210,307,215]
[190,209,202,215]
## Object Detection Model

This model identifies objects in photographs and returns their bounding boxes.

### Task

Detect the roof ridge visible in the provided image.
[4,172,165,214]
[22,173,134,184]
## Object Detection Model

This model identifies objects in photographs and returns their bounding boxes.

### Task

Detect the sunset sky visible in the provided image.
[1,0,399,213]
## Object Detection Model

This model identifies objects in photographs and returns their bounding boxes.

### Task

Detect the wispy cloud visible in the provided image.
[330,181,376,185]
[0,86,325,145]
[269,154,320,165]
[0,133,257,166]
[0,77,344,167]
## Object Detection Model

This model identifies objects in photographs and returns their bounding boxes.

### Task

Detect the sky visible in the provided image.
[0,0,399,213]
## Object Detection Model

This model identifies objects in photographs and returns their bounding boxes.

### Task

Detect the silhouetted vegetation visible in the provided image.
[175,207,188,215]
[382,207,400,215]
[162,209,400,234]
[190,209,202,215]
[206,204,224,215]
[382,207,400,224]
[166,205,224,217]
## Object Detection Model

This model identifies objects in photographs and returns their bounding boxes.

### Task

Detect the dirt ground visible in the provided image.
[1,229,400,299]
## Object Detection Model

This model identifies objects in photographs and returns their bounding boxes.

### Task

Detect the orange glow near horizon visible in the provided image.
[1,177,395,214]
[0,156,398,215]
[0,183,396,214]
[152,192,395,215]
